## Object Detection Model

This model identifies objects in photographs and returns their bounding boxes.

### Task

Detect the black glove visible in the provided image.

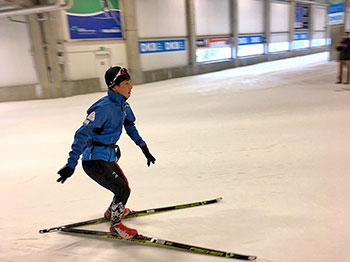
[57,166,74,184]
[141,145,156,167]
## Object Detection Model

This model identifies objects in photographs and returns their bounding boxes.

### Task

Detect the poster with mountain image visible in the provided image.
[66,0,122,39]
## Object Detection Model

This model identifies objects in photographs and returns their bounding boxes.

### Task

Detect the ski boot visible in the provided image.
[104,206,131,220]
[110,221,138,239]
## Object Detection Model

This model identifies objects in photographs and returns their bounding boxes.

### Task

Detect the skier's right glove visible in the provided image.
[57,166,74,184]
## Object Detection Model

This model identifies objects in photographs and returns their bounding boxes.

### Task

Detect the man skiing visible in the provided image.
[57,66,156,239]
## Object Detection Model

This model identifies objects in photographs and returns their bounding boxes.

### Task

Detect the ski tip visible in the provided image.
[216,197,223,202]
[39,228,60,234]
[248,256,257,260]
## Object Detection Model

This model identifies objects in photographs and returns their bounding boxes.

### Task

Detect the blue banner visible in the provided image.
[328,3,344,14]
[294,33,309,41]
[68,11,123,39]
[328,3,344,25]
[139,40,186,54]
[238,35,264,46]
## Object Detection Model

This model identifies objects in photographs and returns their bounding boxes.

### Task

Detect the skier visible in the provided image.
[56,66,156,239]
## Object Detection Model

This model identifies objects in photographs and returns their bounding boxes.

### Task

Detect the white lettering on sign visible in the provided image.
[165,41,181,50]
[239,38,248,44]
[251,37,261,43]
[140,43,159,52]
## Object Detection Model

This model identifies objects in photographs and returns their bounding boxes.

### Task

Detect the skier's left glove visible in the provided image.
[57,166,74,184]
[141,144,156,167]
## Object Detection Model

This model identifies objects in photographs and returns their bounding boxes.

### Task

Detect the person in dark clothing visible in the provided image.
[336,32,350,84]
[57,66,156,239]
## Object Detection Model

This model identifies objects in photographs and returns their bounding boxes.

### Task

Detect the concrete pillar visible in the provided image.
[120,0,144,84]
[326,2,331,60]
[330,25,345,61]
[264,0,271,57]
[329,1,347,61]
[289,0,295,51]
[26,11,62,99]
[186,0,197,68]
[230,0,238,62]
[309,3,315,48]
[344,0,350,30]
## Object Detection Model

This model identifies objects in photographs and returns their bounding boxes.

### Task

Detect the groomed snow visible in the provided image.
[1,52,349,262]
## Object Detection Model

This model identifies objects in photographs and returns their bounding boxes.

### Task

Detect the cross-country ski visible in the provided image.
[59,227,257,260]
[39,197,222,234]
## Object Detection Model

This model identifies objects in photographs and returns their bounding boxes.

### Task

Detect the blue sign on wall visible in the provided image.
[294,32,309,41]
[238,35,264,46]
[328,3,344,25]
[68,11,123,39]
[295,5,309,30]
[139,40,186,54]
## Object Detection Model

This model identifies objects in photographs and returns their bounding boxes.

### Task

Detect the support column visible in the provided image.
[329,1,346,61]
[309,3,315,48]
[230,0,238,63]
[264,0,271,57]
[326,2,331,60]
[186,0,197,69]
[345,0,350,30]
[289,0,295,51]
[120,0,144,84]
[26,11,62,99]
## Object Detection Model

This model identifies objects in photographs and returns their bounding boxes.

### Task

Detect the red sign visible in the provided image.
[196,37,231,48]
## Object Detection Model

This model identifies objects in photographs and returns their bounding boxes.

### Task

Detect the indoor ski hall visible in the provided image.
[1,1,349,262]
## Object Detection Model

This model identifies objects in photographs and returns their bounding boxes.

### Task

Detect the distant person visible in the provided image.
[336,32,350,84]
[56,66,156,239]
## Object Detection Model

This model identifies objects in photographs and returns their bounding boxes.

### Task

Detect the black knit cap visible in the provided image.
[105,66,131,89]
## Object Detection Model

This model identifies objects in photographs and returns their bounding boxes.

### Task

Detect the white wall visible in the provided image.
[314,6,327,31]
[313,31,326,39]
[135,0,187,38]
[135,0,188,71]
[140,48,188,71]
[270,33,289,43]
[238,0,264,34]
[63,41,127,82]
[270,1,290,32]
[0,17,38,87]
[194,0,230,36]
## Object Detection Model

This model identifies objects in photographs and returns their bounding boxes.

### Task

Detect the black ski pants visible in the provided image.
[82,160,131,206]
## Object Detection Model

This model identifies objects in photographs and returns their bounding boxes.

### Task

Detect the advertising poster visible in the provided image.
[295,5,310,30]
[328,0,345,25]
[196,37,231,49]
[66,0,122,39]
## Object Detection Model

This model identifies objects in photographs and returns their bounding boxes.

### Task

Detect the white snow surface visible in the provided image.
[1,52,350,262]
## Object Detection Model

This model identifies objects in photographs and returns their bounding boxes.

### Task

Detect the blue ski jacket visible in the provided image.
[66,88,146,169]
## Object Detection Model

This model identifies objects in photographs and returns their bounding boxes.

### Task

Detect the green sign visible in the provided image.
[68,0,119,14]
[66,0,122,39]
[328,0,344,4]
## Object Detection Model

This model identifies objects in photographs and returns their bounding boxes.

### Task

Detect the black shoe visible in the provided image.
[336,81,342,84]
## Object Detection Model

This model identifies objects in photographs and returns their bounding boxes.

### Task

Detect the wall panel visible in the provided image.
[194,0,230,36]
[238,0,264,34]
[271,1,290,32]
[135,0,187,38]
[314,6,327,31]
[0,17,38,86]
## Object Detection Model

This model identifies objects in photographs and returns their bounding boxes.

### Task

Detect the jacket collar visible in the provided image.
[108,88,127,105]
